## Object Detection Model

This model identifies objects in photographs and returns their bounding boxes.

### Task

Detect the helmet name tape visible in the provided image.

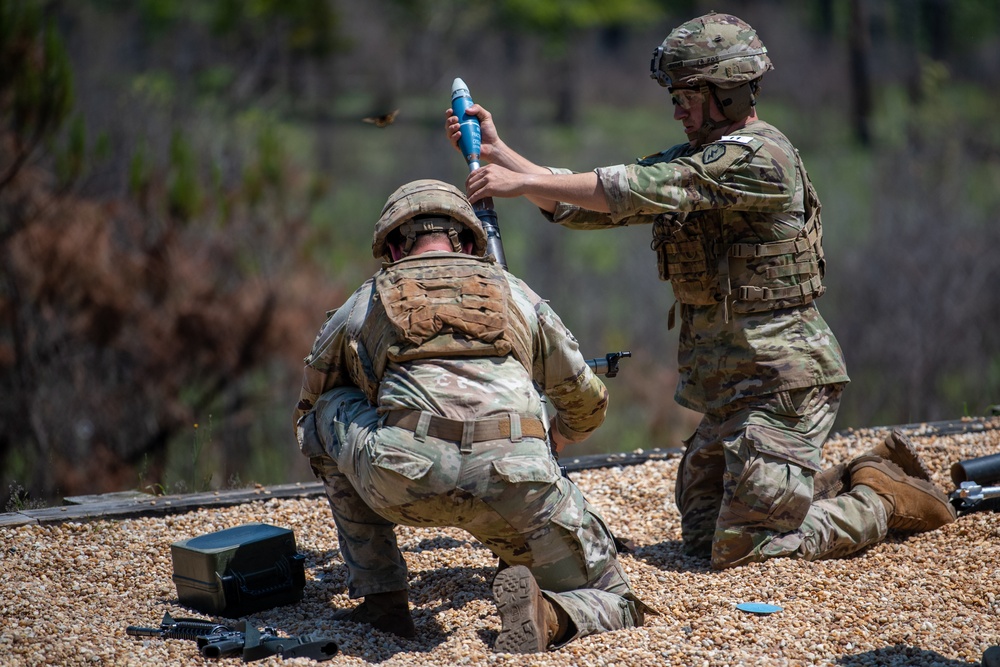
[663,47,767,72]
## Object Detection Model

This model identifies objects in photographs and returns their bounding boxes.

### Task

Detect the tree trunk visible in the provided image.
[848,0,873,147]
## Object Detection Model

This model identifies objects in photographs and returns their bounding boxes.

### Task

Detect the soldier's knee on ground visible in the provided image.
[713,453,816,569]
[730,453,815,532]
[710,534,755,570]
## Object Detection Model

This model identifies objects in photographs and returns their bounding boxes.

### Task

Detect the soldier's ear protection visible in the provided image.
[711,81,760,121]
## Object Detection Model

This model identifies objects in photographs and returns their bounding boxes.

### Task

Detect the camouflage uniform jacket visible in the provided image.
[294,251,608,443]
[545,120,849,413]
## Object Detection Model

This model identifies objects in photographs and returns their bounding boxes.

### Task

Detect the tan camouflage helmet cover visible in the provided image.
[372,179,487,260]
[651,12,772,89]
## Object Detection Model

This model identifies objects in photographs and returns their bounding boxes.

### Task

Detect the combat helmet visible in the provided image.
[650,12,772,131]
[372,179,487,261]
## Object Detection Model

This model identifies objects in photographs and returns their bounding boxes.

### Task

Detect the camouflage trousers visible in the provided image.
[298,387,644,647]
[675,383,888,569]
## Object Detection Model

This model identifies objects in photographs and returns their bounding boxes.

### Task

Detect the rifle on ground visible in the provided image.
[949,453,1000,514]
[126,612,338,662]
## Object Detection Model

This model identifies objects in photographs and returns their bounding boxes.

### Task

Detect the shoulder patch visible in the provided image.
[701,144,727,164]
[719,135,755,145]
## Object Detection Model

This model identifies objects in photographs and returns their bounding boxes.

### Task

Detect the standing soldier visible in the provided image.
[295,179,650,652]
[445,12,955,569]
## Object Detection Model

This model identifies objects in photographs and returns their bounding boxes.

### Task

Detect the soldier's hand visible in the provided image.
[549,416,571,455]
[444,103,500,161]
[465,163,526,202]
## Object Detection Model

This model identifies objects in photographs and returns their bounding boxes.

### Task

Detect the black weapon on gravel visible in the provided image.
[126,612,338,662]
[949,452,1000,514]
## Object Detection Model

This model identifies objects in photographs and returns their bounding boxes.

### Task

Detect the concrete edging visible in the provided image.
[2,417,996,528]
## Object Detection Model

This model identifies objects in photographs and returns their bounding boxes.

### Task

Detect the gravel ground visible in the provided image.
[2,421,999,667]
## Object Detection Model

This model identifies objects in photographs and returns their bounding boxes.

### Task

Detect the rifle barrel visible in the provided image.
[125,626,163,638]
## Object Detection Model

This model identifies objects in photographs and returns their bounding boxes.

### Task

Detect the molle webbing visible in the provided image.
[723,143,826,311]
[737,274,824,302]
[728,214,821,260]
[655,144,827,315]
[724,213,826,308]
[356,254,533,386]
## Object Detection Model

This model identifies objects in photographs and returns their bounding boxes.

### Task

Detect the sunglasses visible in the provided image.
[670,89,704,110]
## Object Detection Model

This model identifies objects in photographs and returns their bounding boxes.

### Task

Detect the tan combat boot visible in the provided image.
[870,429,933,482]
[332,589,415,638]
[813,429,933,501]
[492,565,565,653]
[850,457,957,532]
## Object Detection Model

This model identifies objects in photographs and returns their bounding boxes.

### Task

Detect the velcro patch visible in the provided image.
[702,144,727,164]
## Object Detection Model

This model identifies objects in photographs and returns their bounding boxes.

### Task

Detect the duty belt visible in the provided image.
[384,409,546,450]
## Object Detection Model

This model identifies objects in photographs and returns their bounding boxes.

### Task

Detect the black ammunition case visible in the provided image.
[170,523,306,618]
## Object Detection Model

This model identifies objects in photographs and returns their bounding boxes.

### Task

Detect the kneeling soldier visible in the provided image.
[294,179,650,652]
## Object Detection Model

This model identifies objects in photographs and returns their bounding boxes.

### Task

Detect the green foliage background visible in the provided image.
[2,0,999,505]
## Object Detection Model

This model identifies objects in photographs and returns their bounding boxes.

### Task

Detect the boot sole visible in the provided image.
[492,566,546,654]
[884,429,934,482]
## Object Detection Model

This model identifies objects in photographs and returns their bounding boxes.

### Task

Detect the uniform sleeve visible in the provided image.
[291,287,365,431]
[544,137,797,229]
[530,295,609,443]
[539,167,628,231]
[609,139,798,221]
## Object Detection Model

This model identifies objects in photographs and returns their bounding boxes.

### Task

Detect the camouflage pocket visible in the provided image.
[741,422,823,472]
[492,456,561,484]
[725,425,819,533]
[371,446,434,481]
[769,386,823,419]
[548,482,619,588]
[726,452,812,533]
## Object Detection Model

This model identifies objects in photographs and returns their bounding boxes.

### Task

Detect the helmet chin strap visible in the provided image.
[687,82,762,147]
[687,83,731,147]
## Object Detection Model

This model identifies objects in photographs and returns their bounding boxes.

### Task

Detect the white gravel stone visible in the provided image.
[1,422,998,666]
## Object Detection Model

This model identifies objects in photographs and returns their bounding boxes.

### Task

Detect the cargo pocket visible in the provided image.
[548,485,618,586]
[372,446,434,481]
[770,386,823,419]
[492,456,561,485]
[725,425,821,533]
